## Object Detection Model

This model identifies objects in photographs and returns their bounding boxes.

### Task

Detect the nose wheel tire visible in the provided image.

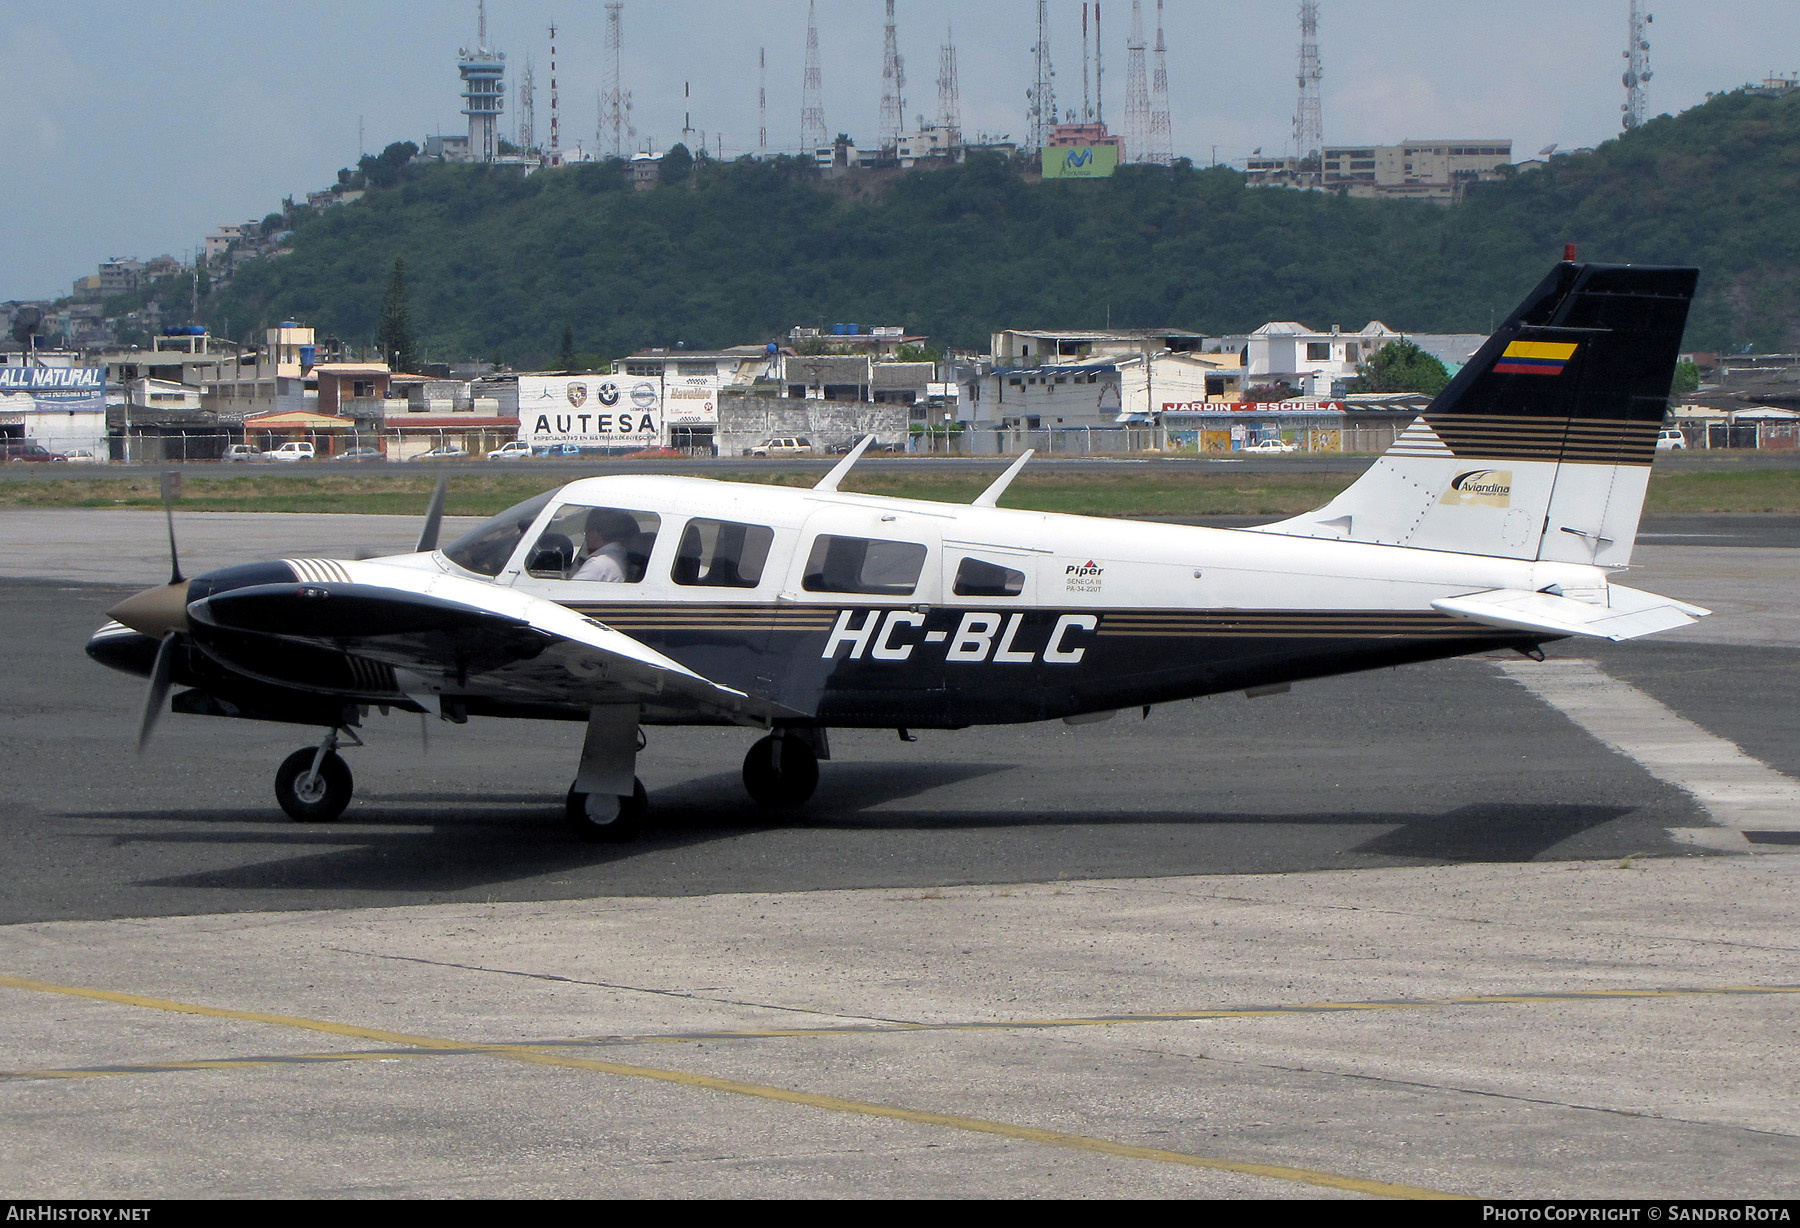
[275,748,353,822]
[566,778,648,843]
[742,735,819,808]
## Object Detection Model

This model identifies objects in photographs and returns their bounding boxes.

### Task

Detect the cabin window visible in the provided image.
[672,518,775,588]
[524,504,660,582]
[442,491,555,576]
[801,534,927,596]
[953,557,1025,597]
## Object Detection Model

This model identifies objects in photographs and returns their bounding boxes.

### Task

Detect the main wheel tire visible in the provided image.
[275,748,353,822]
[742,735,819,808]
[565,778,647,843]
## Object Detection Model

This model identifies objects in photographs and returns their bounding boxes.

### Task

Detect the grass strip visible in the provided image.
[0,466,1796,517]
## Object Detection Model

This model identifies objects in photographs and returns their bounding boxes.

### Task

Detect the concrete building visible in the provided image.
[1322,139,1512,202]
[991,326,1208,366]
[977,351,1243,432]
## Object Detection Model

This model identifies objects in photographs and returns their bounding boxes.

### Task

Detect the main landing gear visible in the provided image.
[275,728,359,822]
[742,731,822,808]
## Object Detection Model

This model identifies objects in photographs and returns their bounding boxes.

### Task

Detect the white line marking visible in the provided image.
[1497,658,1800,846]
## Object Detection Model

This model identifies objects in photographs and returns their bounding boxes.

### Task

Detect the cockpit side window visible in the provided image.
[672,519,775,588]
[525,504,661,582]
[801,534,928,596]
[954,556,1025,597]
[442,491,556,577]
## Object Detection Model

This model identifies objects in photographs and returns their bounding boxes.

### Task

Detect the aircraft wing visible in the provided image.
[185,564,774,724]
[1431,584,1710,642]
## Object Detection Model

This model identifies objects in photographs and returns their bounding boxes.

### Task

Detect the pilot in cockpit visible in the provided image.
[572,507,639,582]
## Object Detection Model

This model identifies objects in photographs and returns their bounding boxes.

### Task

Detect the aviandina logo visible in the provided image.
[1441,469,1513,507]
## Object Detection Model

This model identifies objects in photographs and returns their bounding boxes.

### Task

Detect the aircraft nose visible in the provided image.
[107,580,191,638]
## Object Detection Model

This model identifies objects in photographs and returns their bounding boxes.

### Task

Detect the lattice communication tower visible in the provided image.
[1026,0,1055,149]
[1123,0,1151,162]
[601,2,631,158]
[1294,0,1323,177]
[1622,1,1654,130]
[800,1,826,155]
[937,27,962,146]
[1146,0,1173,164]
[878,0,906,153]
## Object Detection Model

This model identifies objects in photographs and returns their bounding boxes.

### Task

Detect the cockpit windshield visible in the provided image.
[441,491,556,577]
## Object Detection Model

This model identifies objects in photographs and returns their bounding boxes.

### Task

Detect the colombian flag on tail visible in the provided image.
[1494,339,1578,376]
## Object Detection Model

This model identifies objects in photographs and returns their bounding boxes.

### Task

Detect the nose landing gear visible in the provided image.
[275,728,359,822]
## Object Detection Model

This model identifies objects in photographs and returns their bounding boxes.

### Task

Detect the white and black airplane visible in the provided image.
[90,256,1706,840]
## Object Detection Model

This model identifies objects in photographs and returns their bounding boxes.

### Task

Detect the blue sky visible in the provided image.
[4,1,1795,300]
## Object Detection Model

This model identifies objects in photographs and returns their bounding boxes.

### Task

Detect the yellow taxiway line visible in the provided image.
[0,973,1460,1199]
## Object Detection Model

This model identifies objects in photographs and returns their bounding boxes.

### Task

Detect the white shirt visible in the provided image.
[573,541,629,582]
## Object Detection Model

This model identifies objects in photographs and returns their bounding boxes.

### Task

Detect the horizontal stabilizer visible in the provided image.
[1431,584,1710,642]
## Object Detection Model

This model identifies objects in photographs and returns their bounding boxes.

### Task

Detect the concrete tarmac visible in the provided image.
[1,509,1797,1199]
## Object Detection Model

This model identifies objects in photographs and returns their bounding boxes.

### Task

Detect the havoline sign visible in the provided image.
[1042,144,1119,179]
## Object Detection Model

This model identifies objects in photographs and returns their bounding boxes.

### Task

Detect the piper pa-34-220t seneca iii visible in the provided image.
[91,256,1707,841]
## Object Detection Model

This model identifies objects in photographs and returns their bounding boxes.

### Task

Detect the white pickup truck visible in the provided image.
[263,441,315,462]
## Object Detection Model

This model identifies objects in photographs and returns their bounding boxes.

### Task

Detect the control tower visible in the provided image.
[460,2,505,162]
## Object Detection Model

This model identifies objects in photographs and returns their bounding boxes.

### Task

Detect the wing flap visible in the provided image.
[1431,584,1710,642]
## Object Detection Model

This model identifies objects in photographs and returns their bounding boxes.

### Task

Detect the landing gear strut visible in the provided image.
[275,729,357,822]
[565,778,648,843]
[565,704,648,842]
[742,732,820,807]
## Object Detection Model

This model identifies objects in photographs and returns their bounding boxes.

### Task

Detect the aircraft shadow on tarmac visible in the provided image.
[67,758,1661,897]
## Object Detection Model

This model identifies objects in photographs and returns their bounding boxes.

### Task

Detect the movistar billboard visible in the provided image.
[1042,144,1119,179]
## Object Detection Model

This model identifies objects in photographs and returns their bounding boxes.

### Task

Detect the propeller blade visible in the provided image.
[137,633,178,751]
[415,475,449,553]
[159,470,184,584]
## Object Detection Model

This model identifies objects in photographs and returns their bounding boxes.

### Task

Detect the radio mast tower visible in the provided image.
[1123,0,1150,163]
[601,2,629,158]
[548,22,561,165]
[1081,4,1092,125]
[1146,0,1172,164]
[1095,3,1104,127]
[800,1,826,156]
[759,48,768,156]
[1026,0,1055,149]
[878,0,906,154]
[517,57,535,154]
[937,27,962,147]
[1622,1,1654,130]
[1294,1,1323,182]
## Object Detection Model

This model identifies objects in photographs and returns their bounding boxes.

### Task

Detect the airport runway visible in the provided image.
[1,509,1797,1198]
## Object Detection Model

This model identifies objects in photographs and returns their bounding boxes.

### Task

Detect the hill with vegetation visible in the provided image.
[210,87,1800,367]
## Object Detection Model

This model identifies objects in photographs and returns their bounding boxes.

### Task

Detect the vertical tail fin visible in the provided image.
[1259,259,1698,566]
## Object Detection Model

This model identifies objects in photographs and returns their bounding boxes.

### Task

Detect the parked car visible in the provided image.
[1243,438,1297,454]
[62,449,103,464]
[338,446,385,462]
[1656,428,1687,452]
[487,440,533,460]
[263,441,315,462]
[0,441,66,462]
[746,436,814,458]
[223,444,262,462]
[825,437,903,455]
[410,445,470,462]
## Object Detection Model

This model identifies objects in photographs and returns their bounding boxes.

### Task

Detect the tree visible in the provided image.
[558,326,576,373]
[1351,339,1450,397]
[659,143,693,187]
[377,256,417,373]
[1671,359,1701,396]
[1244,380,1297,403]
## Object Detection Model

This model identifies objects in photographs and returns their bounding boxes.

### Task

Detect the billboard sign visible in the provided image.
[519,374,660,449]
[0,365,105,411]
[663,375,719,426]
[1041,144,1118,179]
